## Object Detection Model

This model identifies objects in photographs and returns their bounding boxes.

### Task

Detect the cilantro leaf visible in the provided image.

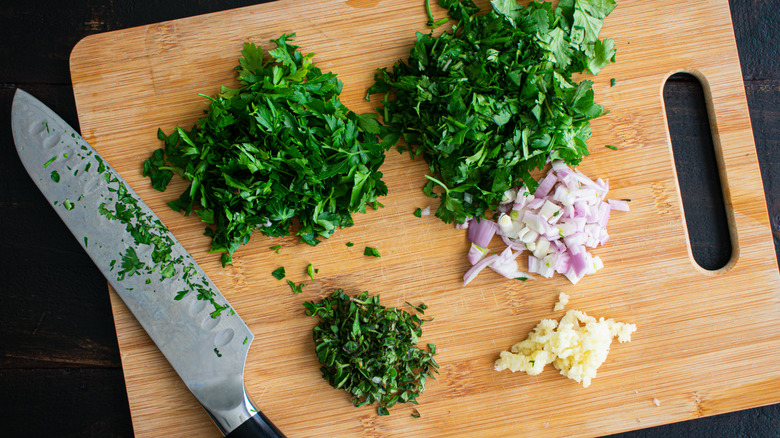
[367,0,616,224]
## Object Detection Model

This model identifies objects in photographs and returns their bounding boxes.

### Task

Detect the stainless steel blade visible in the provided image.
[11,88,260,435]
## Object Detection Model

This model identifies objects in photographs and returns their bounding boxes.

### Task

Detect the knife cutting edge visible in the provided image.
[11,88,284,438]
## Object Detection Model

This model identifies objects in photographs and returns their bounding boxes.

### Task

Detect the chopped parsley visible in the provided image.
[272,266,286,280]
[143,35,391,267]
[364,247,381,257]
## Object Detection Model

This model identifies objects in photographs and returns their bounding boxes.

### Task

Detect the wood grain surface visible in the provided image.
[66,0,779,436]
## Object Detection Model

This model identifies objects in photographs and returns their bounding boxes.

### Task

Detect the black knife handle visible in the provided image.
[226,411,285,438]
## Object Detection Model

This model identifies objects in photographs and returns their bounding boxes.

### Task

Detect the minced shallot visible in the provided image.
[462,160,628,286]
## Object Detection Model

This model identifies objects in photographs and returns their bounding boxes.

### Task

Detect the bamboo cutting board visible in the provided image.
[69,0,780,436]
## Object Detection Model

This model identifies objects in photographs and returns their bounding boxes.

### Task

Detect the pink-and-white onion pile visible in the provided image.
[462,160,628,286]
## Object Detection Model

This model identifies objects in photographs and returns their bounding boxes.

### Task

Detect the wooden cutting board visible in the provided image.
[69,0,780,436]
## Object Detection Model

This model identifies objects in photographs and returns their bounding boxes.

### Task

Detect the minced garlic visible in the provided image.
[553,292,570,311]
[494,309,636,387]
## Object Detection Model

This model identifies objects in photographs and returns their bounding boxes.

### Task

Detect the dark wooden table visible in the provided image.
[1,1,777,436]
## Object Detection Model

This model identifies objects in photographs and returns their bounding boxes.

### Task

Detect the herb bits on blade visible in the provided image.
[144,34,390,266]
[367,0,617,224]
[304,290,438,416]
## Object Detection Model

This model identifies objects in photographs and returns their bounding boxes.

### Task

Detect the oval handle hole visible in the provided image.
[664,72,732,270]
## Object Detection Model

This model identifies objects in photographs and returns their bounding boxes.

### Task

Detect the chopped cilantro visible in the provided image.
[367,0,617,224]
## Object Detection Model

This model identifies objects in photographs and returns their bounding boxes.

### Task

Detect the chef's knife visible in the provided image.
[11,88,284,438]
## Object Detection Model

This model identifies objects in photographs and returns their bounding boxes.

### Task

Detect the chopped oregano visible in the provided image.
[303,290,438,415]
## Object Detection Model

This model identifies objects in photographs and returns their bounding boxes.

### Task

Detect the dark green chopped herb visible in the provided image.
[287,279,305,294]
[364,247,381,257]
[83,236,88,247]
[270,245,282,254]
[367,0,617,224]
[411,408,421,418]
[304,290,438,415]
[51,170,60,183]
[44,156,57,168]
[605,144,617,150]
[307,263,316,280]
[413,207,423,217]
[610,78,616,87]
[214,348,223,358]
[243,336,249,345]
[174,290,189,301]
[95,158,230,317]
[377,406,390,416]
[118,247,145,281]
[405,301,428,314]
[515,277,529,281]
[272,266,286,280]
[424,0,450,29]
[145,278,152,284]
[63,199,74,210]
[143,35,391,267]
[346,242,355,247]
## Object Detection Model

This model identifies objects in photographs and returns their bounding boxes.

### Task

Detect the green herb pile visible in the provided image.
[144,34,390,266]
[367,0,617,224]
[304,290,438,416]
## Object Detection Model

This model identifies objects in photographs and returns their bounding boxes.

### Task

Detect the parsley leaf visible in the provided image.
[144,34,391,266]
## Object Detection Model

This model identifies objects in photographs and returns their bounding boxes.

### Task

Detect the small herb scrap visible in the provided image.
[610,78,617,87]
[51,170,60,183]
[287,279,306,294]
[413,207,423,217]
[63,199,74,211]
[303,290,438,415]
[272,266,286,280]
[605,144,618,150]
[367,0,617,224]
[346,242,355,247]
[214,347,223,358]
[270,245,282,254]
[307,263,317,280]
[364,247,381,257]
[143,34,391,267]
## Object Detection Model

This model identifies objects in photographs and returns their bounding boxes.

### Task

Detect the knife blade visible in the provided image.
[11,88,284,438]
